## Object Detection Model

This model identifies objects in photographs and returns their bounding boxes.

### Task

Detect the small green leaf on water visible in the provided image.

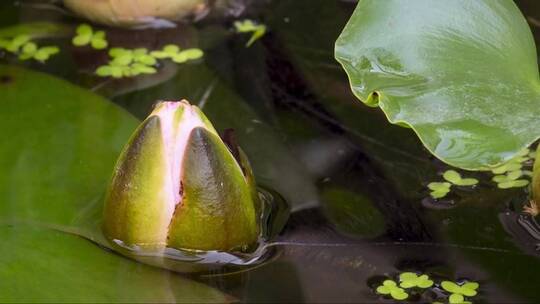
[442,170,478,186]
[131,63,156,74]
[91,31,107,49]
[111,53,133,66]
[132,49,157,65]
[76,23,92,36]
[18,52,33,60]
[164,44,180,54]
[96,65,112,77]
[150,44,180,59]
[33,46,59,62]
[492,162,523,174]
[375,280,408,300]
[443,170,461,184]
[234,20,258,32]
[22,42,37,54]
[399,272,433,289]
[172,53,188,63]
[428,182,451,199]
[72,24,107,49]
[442,280,479,298]
[72,34,90,46]
[72,24,93,46]
[497,179,529,189]
[181,48,204,60]
[428,182,451,191]
[507,170,523,180]
[449,293,465,304]
[441,281,460,293]
[246,26,266,47]
[233,19,267,47]
[7,34,30,52]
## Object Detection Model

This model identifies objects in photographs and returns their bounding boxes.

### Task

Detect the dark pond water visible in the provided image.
[2,0,540,302]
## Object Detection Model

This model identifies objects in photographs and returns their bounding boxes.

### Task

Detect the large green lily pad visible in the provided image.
[0,65,229,301]
[0,226,231,303]
[335,0,540,170]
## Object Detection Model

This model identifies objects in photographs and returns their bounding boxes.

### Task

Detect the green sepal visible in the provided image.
[167,127,259,251]
[103,115,174,249]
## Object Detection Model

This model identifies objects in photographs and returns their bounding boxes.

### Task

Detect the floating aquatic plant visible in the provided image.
[72,24,107,50]
[428,182,451,199]
[96,63,157,78]
[443,170,479,186]
[441,281,479,304]
[0,34,59,62]
[234,19,267,47]
[96,47,158,78]
[150,44,181,59]
[375,279,408,300]
[0,34,30,53]
[109,48,157,66]
[18,43,59,62]
[492,170,530,189]
[150,44,204,63]
[371,271,480,303]
[427,169,479,199]
[398,272,434,289]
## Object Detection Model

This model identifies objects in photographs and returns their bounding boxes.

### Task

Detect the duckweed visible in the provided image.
[72,24,108,50]
[492,169,529,189]
[371,272,480,303]
[150,44,204,63]
[441,281,479,304]
[96,63,156,78]
[443,170,479,186]
[398,272,434,289]
[234,19,267,47]
[0,34,30,52]
[150,44,180,59]
[19,45,59,62]
[428,182,451,199]
[0,34,59,62]
[109,48,157,66]
[376,280,408,300]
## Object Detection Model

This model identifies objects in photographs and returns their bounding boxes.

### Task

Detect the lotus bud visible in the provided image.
[103,100,259,251]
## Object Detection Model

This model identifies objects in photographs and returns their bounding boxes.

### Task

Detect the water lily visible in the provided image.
[103,100,259,251]
[399,272,434,289]
[376,279,408,300]
[72,24,108,49]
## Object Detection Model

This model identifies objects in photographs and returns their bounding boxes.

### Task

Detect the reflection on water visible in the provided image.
[2,0,540,302]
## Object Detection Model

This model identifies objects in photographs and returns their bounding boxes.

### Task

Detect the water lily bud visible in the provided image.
[64,0,209,27]
[103,100,259,251]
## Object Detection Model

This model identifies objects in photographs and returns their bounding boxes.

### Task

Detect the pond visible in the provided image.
[1,0,540,302]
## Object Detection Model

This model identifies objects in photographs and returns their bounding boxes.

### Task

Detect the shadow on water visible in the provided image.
[2,0,540,302]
